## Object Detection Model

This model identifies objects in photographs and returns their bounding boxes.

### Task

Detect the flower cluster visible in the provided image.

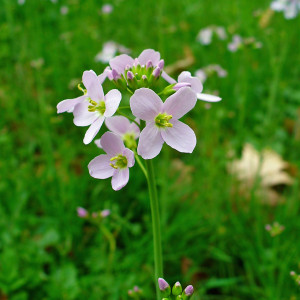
[57,49,221,190]
[265,221,285,237]
[290,271,300,285]
[77,207,111,219]
[271,0,300,19]
[158,278,194,299]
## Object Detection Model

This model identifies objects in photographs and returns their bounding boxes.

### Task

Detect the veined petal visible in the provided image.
[94,139,102,148]
[161,71,176,84]
[130,88,162,121]
[88,154,114,179]
[128,121,140,138]
[161,120,196,153]
[82,70,104,101]
[137,123,164,159]
[197,93,222,102]
[98,67,111,84]
[105,116,130,135]
[123,148,135,167]
[163,87,197,119]
[104,89,122,117]
[73,102,98,127]
[57,95,86,113]
[111,168,129,191]
[109,54,134,74]
[83,117,105,144]
[178,71,203,94]
[100,132,125,156]
[138,49,160,66]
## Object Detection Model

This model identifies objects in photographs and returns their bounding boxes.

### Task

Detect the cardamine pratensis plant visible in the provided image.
[57,49,221,299]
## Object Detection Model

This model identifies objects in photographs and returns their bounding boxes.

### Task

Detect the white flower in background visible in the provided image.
[197,26,227,45]
[271,0,300,19]
[18,0,25,5]
[60,6,69,15]
[95,41,131,63]
[102,3,113,14]
[228,35,262,52]
[195,65,227,83]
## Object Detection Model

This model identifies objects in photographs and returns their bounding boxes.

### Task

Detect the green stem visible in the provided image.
[145,159,163,300]
[134,152,148,180]
[100,224,116,271]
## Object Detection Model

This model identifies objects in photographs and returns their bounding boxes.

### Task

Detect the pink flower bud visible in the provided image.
[77,207,88,218]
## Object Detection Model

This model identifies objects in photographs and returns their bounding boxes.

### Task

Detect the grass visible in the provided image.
[1,0,300,299]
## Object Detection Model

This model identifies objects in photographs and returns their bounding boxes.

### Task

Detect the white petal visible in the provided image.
[130,88,162,121]
[123,148,135,167]
[163,87,197,119]
[88,154,114,179]
[104,89,122,117]
[83,117,105,144]
[178,71,203,94]
[57,95,86,113]
[109,54,134,74]
[137,123,164,159]
[161,120,196,153]
[100,132,125,156]
[111,168,129,191]
[197,93,222,102]
[82,70,104,101]
[73,102,98,127]
[137,49,160,66]
[161,71,176,84]
[105,116,130,135]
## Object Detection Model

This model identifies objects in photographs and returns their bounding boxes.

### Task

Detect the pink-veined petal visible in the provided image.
[137,123,164,159]
[111,168,129,191]
[128,122,140,138]
[83,116,105,144]
[138,49,160,66]
[105,116,130,135]
[178,71,203,94]
[163,87,197,119]
[82,70,104,101]
[109,54,134,74]
[88,154,114,179]
[197,93,222,102]
[104,89,122,117]
[73,102,99,127]
[161,71,176,84]
[130,88,162,121]
[57,95,86,113]
[100,132,125,156]
[123,148,135,167]
[161,120,196,153]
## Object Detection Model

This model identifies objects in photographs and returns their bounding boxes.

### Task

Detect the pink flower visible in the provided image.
[173,71,221,103]
[71,71,121,144]
[88,132,135,191]
[77,207,88,218]
[130,88,197,159]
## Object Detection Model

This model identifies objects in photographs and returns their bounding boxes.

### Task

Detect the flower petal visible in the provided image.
[109,54,134,74]
[82,70,104,101]
[73,102,99,127]
[163,87,197,119]
[197,93,222,102]
[137,123,164,159]
[137,49,160,66]
[111,168,129,191]
[57,95,86,113]
[94,139,102,148]
[100,132,125,156]
[161,71,176,84]
[178,71,203,94]
[98,67,111,84]
[83,117,105,144]
[88,154,114,179]
[130,88,162,121]
[104,89,122,117]
[123,148,135,167]
[161,120,196,153]
[105,116,130,135]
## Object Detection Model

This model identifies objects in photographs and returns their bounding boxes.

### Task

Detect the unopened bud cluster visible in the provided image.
[77,207,110,220]
[128,285,143,299]
[158,278,194,299]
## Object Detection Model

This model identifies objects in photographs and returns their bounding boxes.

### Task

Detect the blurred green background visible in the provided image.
[1,0,300,299]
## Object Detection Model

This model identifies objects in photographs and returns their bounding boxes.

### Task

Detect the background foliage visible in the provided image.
[1,0,300,299]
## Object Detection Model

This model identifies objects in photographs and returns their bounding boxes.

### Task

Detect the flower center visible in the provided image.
[88,98,106,115]
[110,154,128,169]
[155,113,173,128]
[122,132,137,149]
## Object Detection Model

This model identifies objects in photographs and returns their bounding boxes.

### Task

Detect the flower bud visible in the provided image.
[127,71,134,80]
[158,59,164,69]
[146,60,153,69]
[101,209,110,218]
[153,67,161,78]
[158,278,171,297]
[111,69,121,80]
[172,281,182,296]
[182,285,194,299]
